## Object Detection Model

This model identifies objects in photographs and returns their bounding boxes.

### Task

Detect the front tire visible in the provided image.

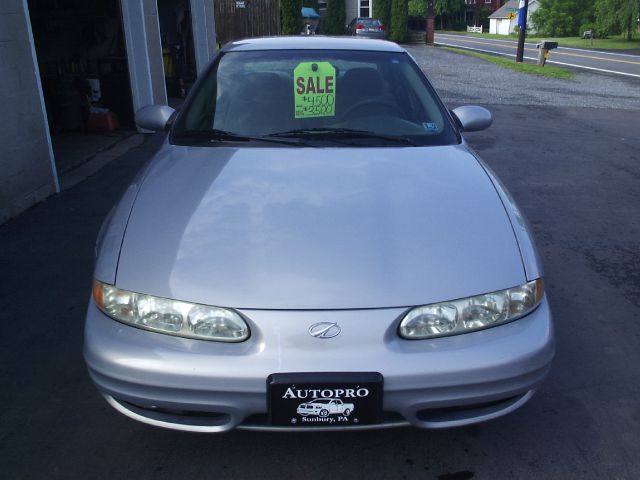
[319,409,329,417]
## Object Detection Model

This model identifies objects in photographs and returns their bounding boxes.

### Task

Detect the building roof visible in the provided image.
[223,36,404,53]
[489,0,521,19]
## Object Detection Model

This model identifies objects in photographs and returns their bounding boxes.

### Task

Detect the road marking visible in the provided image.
[544,45,640,59]
[541,60,640,78]
[435,34,640,62]
[552,50,640,65]
[435,41,640,78]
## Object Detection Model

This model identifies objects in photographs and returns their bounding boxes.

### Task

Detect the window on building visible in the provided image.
[359,0,371,17]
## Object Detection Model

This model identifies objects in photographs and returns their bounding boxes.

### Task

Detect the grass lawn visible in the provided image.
[439,30,640,51]
[443,46,575,80]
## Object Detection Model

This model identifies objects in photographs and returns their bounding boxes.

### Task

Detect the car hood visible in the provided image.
[116,144,525,309]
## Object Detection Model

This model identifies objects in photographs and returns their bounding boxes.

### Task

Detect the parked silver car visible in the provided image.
[346,17,386,38]
[84,36,554,432]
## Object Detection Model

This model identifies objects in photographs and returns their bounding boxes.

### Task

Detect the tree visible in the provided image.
[435,0,464,30]
[324,0,346,35]
[374,0,393,31]
[281,0,303,34]
[408,0,464,29]
[408,0,425,17]
[303,0,320,11]
[595,0,639,39]
[531,0,595,36]
[389,0,408,42]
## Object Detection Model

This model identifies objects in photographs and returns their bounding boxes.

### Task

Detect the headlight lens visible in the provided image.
[399,279,544,339]
[92,280,249,342]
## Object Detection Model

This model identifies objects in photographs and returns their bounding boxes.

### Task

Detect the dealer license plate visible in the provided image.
[268,372,383,427]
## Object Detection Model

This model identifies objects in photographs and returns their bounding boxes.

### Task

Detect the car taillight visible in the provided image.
[356,23,365,29]
[378,25,385,31]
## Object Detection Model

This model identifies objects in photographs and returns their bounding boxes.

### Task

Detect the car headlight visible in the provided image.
[92,280,250,342]
[399,279,544,339]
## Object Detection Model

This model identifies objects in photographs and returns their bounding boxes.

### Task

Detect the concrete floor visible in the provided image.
[52,131,135,174]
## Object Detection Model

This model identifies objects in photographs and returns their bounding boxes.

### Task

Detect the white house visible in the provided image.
[489,0,540,35]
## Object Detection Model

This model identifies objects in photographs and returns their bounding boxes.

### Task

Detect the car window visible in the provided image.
[173,49,458,147]
[360,19,381,27]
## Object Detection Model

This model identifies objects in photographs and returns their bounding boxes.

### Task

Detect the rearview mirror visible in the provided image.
[135,104,176,132]
[451,106,492,132]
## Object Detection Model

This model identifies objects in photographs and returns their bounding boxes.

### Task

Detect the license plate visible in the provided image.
[268,372,383,427]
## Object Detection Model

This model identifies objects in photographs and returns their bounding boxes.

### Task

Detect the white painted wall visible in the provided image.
[189,0,218,74]
[120,0,167,116]
[0,0,59,223]
[489,18,513,35]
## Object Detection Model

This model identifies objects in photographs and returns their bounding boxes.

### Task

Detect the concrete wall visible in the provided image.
[0,0,58,224]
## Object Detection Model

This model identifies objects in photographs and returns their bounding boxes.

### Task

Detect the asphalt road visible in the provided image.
[1,67,640,479]
[435,32,640,78]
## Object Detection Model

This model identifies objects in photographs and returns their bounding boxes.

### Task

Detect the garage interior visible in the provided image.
[158,0,197,107]
[27,0,135,174]
[27,0,200,175]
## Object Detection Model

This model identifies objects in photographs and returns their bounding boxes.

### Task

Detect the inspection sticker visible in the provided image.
[294,62,336,118]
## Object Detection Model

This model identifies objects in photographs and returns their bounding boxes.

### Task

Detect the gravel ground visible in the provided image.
[406,45,640,110]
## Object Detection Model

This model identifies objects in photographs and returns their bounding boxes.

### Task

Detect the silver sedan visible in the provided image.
[346,17,387,39]
[84,36,554,432]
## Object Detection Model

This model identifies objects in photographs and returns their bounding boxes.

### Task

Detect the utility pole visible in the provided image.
[515,0,529,63]
[425,0,435,45]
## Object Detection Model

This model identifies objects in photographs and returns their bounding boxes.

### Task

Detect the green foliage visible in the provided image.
[390,0,408,42]
[408,0,425,17]
[579,23,594,35]
[408,0,465,29]
[324,0,346,35]
[435,0,464,17]
[281,0,303,34]
[473,4,493,25]
[531,0,595,36]
[532,0,639,39]
[374,0,392,30]
[303,0,320,11]
[443,47,575,79]
[594,0,639,39]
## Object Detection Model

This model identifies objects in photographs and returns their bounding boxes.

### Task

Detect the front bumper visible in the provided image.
[84,298,554,432]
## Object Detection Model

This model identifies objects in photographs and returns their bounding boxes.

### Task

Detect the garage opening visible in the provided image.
[157,0,198,108]
[27,0,135,175]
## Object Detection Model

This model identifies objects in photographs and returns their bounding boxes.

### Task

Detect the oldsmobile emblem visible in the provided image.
[308,322,341,339]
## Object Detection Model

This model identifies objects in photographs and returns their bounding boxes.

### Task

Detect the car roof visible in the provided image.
[222,36,404,53]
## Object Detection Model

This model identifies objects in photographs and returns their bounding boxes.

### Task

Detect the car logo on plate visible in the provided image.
[308,322,341,339]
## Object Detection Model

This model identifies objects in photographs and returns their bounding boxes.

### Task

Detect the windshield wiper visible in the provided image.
[174,129,313,147]
[267,128,417,146]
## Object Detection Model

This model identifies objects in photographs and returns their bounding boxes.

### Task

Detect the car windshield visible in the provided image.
[172,49,458,147]
[358,18,382,27]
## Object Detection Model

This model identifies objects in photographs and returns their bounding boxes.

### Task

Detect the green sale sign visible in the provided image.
[293,62,336,119]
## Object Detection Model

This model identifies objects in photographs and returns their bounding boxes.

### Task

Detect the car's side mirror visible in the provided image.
[135,104,176,132]
[451,106,492,132]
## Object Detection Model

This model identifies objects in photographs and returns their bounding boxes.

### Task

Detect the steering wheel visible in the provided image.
[341,99,405,120]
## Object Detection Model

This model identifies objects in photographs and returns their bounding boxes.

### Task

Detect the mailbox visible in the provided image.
[536,41,558,50]
[536,41,558,67]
